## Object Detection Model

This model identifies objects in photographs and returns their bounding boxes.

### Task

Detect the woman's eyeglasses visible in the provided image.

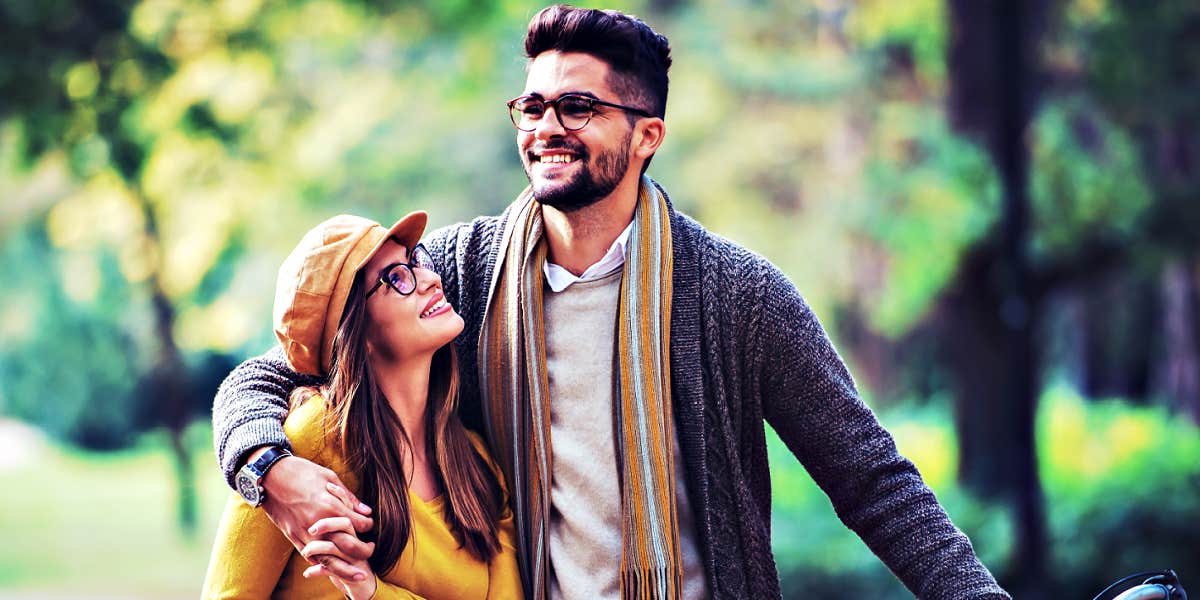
[366,243,435,298]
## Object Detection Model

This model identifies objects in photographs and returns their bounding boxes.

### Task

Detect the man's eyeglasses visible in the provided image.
[366,243,435,298]
[507,93,654,132]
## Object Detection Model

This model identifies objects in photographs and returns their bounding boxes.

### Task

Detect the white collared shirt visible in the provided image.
[543,222,633,293]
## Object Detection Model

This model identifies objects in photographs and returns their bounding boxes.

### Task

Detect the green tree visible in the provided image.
[0,0,529,534]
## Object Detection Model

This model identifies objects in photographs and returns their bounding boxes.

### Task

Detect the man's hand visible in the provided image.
[252,451,375,580]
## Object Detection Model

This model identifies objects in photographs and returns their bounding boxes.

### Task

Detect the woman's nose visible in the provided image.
[415,265,441,292]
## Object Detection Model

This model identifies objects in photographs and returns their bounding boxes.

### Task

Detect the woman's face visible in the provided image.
[361,240,464,362]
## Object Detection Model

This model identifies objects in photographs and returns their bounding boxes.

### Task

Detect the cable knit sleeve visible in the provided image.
[212,345,322,489]
[754,261,1009,600]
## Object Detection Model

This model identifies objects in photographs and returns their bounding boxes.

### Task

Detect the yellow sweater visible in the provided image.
[202,396,523,599]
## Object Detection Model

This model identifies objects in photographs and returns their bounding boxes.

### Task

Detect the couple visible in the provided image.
[204,5,1010,600]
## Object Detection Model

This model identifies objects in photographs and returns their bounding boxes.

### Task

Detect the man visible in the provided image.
[213,5,1009,599]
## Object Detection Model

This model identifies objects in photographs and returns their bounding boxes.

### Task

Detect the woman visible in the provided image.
[202,212,522,600]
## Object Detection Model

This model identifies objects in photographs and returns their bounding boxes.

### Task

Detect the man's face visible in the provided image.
[517,51,635,212]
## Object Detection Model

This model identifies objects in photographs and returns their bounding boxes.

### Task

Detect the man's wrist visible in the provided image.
[235,445,293,507]
[259,453,297,498]
[240,445,273,472]
[239,444,294,476]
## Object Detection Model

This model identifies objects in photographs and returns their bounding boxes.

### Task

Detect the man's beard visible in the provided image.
[525,134,631,212]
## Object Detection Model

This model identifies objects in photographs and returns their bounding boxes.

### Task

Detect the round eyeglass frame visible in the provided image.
[366,242,434,298]
[506,93,655,132]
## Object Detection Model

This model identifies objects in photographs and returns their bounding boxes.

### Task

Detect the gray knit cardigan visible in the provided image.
[213,186,1009,599]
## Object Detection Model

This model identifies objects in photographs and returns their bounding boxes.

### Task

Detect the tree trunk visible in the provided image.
[946,0,1050,593]
[1159,260,1200,424]
[939,244,1047,597]
[138,191,197,537]
[1080,274,1155,401]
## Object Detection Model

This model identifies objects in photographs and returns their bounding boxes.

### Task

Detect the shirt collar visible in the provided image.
[543,221,633,293]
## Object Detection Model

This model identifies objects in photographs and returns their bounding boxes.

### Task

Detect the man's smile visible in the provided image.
[527,143,585,170]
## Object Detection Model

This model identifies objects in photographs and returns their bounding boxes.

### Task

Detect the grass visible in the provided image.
[0,421,233,598]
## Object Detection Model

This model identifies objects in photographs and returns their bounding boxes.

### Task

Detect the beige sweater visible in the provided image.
[541,269,708,600]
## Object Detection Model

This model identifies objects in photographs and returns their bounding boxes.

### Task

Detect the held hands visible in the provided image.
[302,510,378,600]
[259,454,376,581]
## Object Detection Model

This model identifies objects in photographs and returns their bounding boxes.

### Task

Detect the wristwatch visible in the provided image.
[235,446,293,507]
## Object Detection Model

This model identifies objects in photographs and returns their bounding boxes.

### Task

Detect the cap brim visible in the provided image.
[354,210,428,271]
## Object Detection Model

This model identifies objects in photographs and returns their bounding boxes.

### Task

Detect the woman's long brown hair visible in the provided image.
[293,277,503,574]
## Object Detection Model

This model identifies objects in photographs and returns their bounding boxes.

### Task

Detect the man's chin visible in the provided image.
[525,168,616,212]
[532,185,596,212]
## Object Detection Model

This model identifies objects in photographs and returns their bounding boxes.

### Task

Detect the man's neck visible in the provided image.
[542,176,640,276]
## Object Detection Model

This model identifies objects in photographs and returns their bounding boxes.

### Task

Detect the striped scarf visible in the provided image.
[478,176,682,600]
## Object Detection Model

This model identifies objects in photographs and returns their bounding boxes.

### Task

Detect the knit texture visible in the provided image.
[212,183,1010,600]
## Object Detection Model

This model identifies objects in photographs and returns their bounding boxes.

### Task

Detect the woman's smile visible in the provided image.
[419,294,451,319]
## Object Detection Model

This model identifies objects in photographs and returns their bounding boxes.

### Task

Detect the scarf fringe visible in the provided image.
[621,566,684,600]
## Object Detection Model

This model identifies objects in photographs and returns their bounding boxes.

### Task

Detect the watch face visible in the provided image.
[236,472,261,505]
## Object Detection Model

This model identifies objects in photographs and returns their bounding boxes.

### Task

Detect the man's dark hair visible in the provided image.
[524,5,672,120]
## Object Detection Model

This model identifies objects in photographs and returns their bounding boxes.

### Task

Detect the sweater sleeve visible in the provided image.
[201,398,331,600]
[755,263,1009,600]
[212,345,323,489]
[201,493,294,600]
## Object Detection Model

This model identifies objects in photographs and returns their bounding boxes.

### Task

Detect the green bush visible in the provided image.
[1039,386,1200,595]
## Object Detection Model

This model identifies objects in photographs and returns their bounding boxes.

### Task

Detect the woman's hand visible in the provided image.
[301,514,378,600]
[253,452,375,584]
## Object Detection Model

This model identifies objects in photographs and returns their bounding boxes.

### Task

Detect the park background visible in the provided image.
[1,0,1198,598]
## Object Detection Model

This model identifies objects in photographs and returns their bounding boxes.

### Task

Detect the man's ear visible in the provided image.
[632,117,665,161]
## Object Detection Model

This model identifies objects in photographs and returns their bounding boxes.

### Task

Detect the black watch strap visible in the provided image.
[250,446,292,479]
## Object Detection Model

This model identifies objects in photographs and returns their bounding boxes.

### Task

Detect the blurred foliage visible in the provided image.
[1029,96,1151,261]
[1040,386,1200,592]
[1,0,1198,595]
[0,223,142,449]
[6,0,1185,434]
[857,104,999,336]
[771,387,1200,597]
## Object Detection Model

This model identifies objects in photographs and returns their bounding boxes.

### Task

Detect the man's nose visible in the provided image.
[532,106,566,140]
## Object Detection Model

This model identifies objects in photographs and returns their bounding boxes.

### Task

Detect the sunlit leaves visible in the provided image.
[857,103,999,337]
[1029,97,1151,261]
[1065,0,1113,28]
[847,0,947,80]
[47,169,144,251]
[64,61,102,100]
[1,0,1183,445]
[176,295,257,352]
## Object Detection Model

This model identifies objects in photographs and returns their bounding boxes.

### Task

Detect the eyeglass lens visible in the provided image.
[384,264,416,295]
[511,96,594,131]
[381,244,434,296]
[411,244,435,271]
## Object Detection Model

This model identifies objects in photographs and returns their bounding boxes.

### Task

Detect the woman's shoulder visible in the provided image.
[283,393,338,464]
